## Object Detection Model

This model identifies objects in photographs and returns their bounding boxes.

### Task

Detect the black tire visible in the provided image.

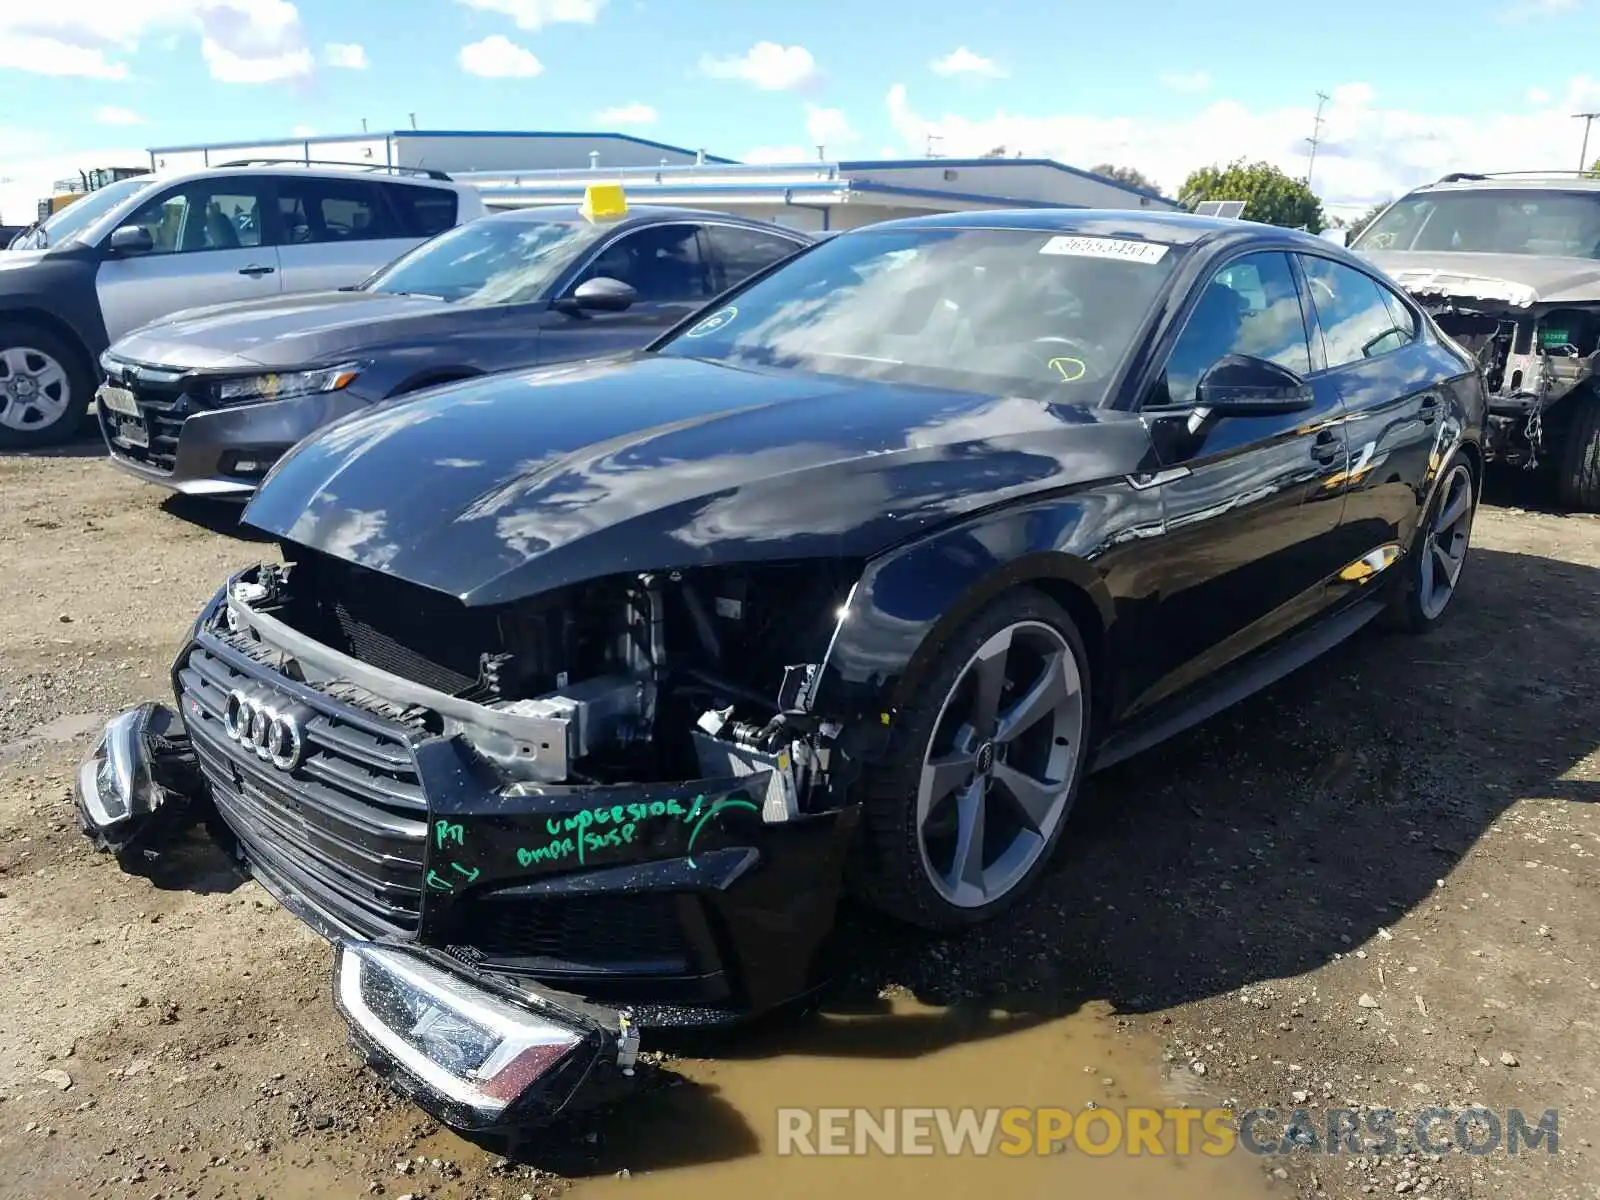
[0,322,94,450]
[852,587,1094,931]
[1383,456,1478,634]
[1556,388,1600,512]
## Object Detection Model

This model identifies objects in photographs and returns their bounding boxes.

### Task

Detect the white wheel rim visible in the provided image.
[916,619,1085,909]
[0,345,72,432]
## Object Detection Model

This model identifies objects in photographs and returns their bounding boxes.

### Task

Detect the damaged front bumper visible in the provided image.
[73,661,859,1130]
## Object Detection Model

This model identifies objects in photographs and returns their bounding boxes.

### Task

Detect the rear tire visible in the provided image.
[1556,388,1600,512]
[0,323,93,450]
[852,588,1093,931]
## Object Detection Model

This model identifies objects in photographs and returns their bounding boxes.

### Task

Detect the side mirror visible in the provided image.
[1195,354,1314,416]
[108,225,154,255]
[558,276,638,313]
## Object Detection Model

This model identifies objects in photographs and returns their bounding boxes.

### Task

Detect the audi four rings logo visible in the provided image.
[224,688,308,771]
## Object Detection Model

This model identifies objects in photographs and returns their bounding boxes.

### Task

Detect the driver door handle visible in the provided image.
[238,264,275,277]
[1310,429,1343,465]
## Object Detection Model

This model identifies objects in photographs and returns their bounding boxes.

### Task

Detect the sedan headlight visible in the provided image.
[215,361,362,405]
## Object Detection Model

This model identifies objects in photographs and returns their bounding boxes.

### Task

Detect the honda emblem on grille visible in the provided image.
[223,688,308,771]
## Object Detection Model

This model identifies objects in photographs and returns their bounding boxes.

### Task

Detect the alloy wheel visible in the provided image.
[0,346,72,433]
[916,619,1086,909]
[1418,461,1475,620]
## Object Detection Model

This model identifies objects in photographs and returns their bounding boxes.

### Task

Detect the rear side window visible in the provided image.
[386,185,460,238]
[277,178,397,244]
[703,224,807,289]
[1299,255,1415,367]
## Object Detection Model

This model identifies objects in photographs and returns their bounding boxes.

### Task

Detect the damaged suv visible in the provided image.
[1354,171,1600,509]
[75,210,1486,1132]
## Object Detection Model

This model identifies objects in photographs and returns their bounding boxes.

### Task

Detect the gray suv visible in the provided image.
[0,162,486,449]
[1353,170,1600,509]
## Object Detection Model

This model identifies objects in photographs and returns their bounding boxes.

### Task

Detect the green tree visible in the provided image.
[1092,163,1158,193]
[1178,158,1326,232]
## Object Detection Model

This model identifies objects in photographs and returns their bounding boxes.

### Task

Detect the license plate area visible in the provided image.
[97,384,139,417]
[110,416,149,449]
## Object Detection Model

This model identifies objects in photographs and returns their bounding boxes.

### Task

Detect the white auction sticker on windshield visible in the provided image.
[1038,235,1170,264]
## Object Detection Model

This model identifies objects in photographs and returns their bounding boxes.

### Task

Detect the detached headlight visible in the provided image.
[215,361,362,405]
[336,943,587,1121]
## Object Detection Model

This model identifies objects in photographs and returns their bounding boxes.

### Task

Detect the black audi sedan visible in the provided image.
[76,209,1485,1131]
[95,199,811,496]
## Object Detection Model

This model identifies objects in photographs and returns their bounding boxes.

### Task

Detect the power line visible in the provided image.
[1305,91,1331,190]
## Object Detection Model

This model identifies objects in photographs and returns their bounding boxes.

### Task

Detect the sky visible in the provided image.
[3,0,1600,224]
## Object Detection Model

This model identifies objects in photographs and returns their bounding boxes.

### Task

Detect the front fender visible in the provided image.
[809,481,1166,728]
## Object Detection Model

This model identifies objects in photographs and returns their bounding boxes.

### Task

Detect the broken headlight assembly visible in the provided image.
[73,701,205,858]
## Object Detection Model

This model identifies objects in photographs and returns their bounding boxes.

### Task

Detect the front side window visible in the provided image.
[657,226,1183,401]
[1354,189,1600,259]
[1154,251,1312,406]
[363,216,603,304]
[1299,256,1414,367]
[574,224,716,302]
[120,182,267,253]
[278,178,395,244]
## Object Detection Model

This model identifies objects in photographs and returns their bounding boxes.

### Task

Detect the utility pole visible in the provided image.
[1574,112,1600,172]
[1305,91,1330,189]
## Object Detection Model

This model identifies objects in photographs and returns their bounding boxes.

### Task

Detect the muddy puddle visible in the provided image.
[407,996,1280,1199]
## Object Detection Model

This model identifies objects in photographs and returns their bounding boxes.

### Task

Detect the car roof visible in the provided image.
[146,164,475,192]
[845,207,1331,250]
[1400,172,1600,195]
[478,204,814,234]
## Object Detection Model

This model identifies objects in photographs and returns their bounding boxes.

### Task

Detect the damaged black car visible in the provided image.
[76,210,1487,1132]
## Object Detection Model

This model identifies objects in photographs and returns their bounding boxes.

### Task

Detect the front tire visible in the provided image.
[0,323,93,449]
[1556,388,1600,512]
[1385,458,1477,634]
[854,588,1093,931]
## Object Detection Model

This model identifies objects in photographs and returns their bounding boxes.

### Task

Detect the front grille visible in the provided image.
[178,639,428,937]
[101,369,189,473]
[466,893,696,976]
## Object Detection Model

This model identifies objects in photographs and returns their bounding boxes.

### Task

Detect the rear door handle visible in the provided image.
[238,264,275,277]
[1310,429,1343,465]
[1419,393,1441,424]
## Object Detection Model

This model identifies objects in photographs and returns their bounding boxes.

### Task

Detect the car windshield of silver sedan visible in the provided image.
[658,226,1182,400]
[363,217,606,304]
[1355,189,1600,258]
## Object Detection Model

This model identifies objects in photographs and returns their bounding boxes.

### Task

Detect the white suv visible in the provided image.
[0,162,486,448]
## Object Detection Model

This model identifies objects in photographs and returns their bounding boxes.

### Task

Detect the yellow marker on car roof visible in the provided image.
[580,183,628,222]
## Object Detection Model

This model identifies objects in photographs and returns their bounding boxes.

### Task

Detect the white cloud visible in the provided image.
[804,104,856,149]
[883,76,1600,209]
[324,41,367,69]
[1160,70,1211,94]
[594,102,657,126]
[929,47,1004,79]
[700,42,817,91]
[291,124,316,137]
[95,105,145,125]
[0,0,313,83]
[457,0,605,29]
[458,34,542,78]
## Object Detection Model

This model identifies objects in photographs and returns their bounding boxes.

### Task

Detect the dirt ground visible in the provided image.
[0,443,1595,1200]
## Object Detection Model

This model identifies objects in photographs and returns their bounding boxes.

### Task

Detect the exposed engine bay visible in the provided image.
[1417,295,1599,468]
[224,546,863,820]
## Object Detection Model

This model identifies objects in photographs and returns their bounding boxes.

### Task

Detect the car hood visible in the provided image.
[0,248,49,273]
[109,290,462,371]
[1359,249,1600,307]
[242,353,1143,607]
